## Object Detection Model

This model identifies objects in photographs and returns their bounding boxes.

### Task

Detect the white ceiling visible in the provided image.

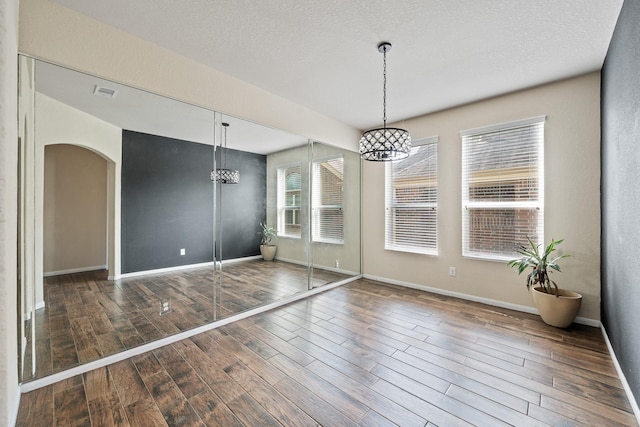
[52,0,623,131]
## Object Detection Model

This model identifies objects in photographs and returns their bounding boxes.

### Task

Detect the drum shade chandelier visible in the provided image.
[211,122,240,184]
[359,42,411,161]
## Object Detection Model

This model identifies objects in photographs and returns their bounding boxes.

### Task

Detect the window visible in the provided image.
[385,137,438,255]
[277,164,302,238]
[312,156,343,244]
[461,116,545,260]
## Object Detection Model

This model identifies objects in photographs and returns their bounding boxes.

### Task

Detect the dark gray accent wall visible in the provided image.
[121,130,266,273]
[601,0,640,407]
[121,130,214,273]
[215,147,266,260]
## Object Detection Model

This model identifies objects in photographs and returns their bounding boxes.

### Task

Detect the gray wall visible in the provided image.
[215,147,266,260]
[122,130,214,273]
[601,0,640,407]
[121,131,266,273]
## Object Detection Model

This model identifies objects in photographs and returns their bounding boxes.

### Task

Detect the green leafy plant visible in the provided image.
[258,223,277,246]
[508,237,570,296]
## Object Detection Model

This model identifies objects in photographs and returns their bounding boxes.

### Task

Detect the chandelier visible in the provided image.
[359,42,411,161]
[211,122,240,184]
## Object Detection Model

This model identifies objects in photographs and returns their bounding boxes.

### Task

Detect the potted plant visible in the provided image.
[258,223,277,261]
[508,237,582,328]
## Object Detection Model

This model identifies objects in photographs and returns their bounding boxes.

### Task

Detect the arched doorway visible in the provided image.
[43,144,108,276]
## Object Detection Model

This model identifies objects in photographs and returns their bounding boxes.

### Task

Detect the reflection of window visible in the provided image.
[277,164,302,238]
[385,138,438,254]
[312,157,343,244]
[461,116,545,260]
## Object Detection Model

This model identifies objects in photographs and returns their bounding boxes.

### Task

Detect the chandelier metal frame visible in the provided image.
[359,42,411,161]
[211,122,240,184]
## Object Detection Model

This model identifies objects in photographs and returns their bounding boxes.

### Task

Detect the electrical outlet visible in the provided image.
[335,260,340,268]
[159,298,171,315]
[180,248,186,256]
[449,267,456,277]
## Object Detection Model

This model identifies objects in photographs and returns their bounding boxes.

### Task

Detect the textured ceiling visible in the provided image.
[52,0,622,130]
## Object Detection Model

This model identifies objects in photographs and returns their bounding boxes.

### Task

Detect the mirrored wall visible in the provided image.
[18,55,361,383]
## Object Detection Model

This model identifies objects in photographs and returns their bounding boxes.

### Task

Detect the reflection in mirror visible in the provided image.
[309,141,362,285]
[18,56,361,384]
[18,55,37,380]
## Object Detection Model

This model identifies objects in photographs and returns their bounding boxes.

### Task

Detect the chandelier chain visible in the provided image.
[223,123,227,168]
[383,46,387,128]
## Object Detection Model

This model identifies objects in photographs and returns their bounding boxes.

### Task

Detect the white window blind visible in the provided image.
[312,156,344,244]
[385,137,438,255]
[277,164,302,238]
[461,116,545,261]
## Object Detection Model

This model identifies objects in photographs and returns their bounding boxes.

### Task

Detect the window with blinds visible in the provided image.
[461,116,545,260]
[385,137,438,255]
[312,156,344,244]
[277,164,302,238]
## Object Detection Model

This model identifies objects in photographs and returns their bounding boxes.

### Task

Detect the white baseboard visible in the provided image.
[601,325,640,425]
[276,256,360,276]
[221,255,262,265]
[43,265,107,277]
[110,256,355,281]
[116,255,273,280]
[362,274,600,328]
[118,261,215,280]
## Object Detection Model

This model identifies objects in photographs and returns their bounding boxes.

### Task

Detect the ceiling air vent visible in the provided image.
[93,85,118,98]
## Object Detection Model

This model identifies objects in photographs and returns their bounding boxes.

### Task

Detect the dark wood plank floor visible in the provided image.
[17,279,637,426]
[22,260,351,381]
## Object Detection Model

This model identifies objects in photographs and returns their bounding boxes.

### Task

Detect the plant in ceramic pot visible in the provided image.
[258,223,277,261]
[508,237,582,328]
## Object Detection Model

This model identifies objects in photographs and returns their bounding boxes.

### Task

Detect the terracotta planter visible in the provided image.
[260,245,277,261]
[531,286,582,328]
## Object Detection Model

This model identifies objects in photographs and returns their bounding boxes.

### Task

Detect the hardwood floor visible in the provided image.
[17,279,638,426]
[22,260,351,381]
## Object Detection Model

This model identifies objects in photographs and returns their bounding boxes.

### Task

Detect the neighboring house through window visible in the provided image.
[277,164,302,238]
[385,137,438,255]
[312,156,344,244]
[461,116,545,261]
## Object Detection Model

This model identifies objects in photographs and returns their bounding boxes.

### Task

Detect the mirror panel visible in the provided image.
[18,55,37,379]
[18,55,361,383]
[266,143,312,285]
[309,141,361,285]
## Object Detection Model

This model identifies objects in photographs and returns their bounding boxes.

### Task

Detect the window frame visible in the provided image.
[312,155,344,245]
[384,136,439,255]
[461,116,545,262]
[276,163,302,239]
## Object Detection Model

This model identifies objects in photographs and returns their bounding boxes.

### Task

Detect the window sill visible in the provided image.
[462,253,512,263]
[385,246,438,256]
[278,234,301,240]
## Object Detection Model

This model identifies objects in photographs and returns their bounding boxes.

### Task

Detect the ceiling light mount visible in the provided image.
[359,42,411,161]
[377,41,391,54]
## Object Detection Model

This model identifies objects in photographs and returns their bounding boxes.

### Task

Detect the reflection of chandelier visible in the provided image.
[360,42,411,161]
[211,122,240,184]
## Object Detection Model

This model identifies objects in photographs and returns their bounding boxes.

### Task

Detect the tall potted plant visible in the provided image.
[508,237,582,328]
[258,223,277,261]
